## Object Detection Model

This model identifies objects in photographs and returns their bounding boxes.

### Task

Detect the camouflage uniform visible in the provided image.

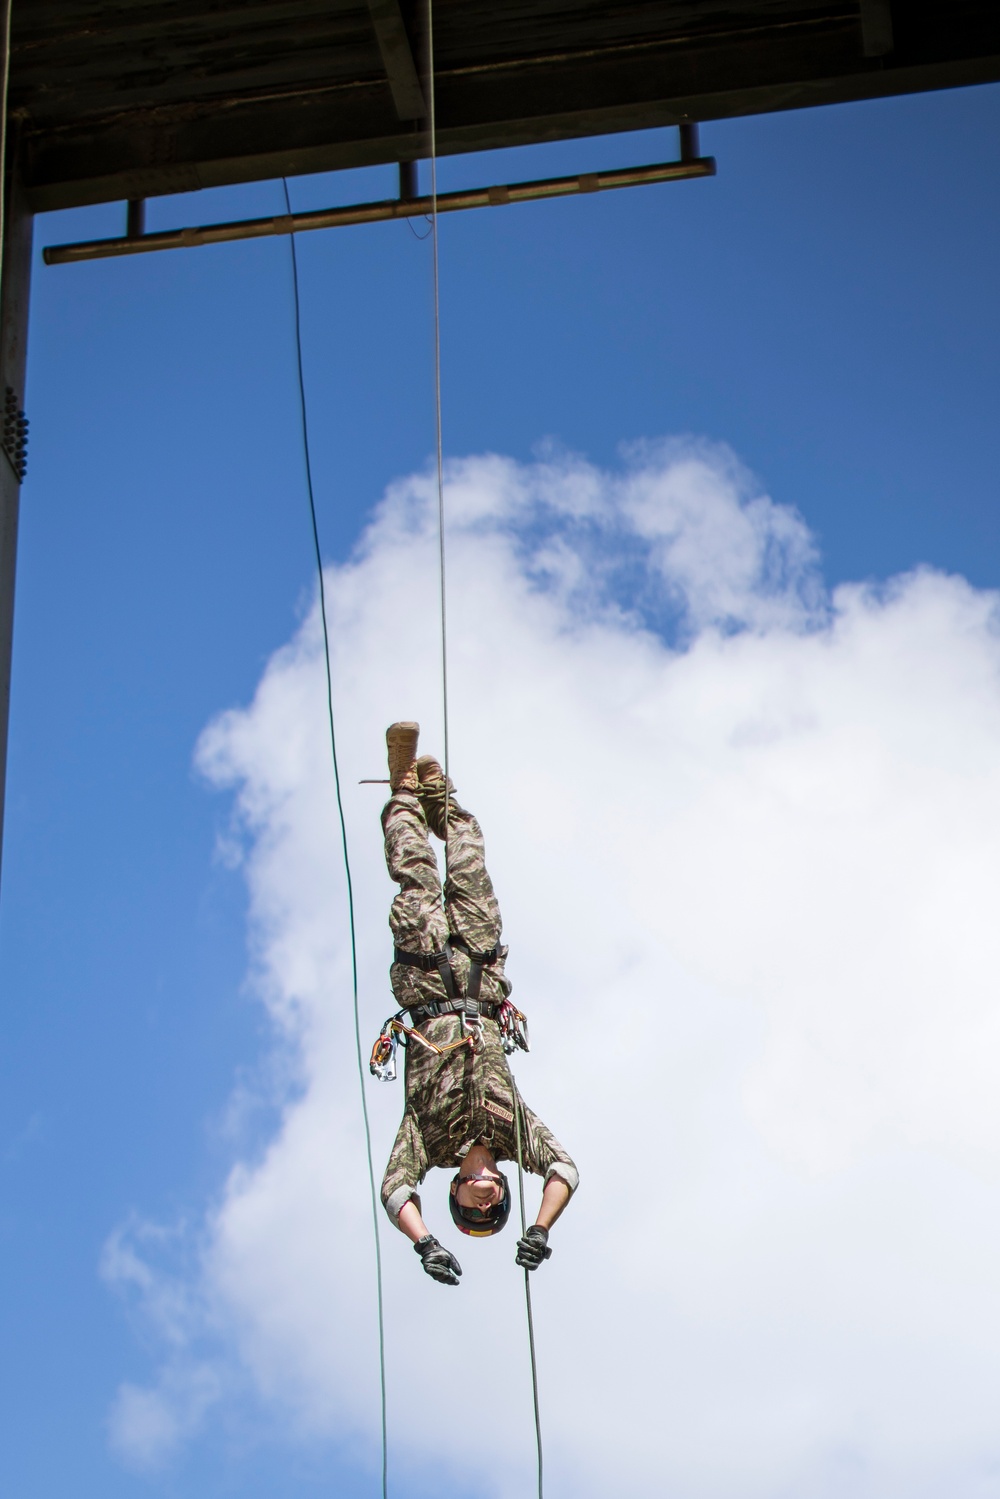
[380,784,578,1225]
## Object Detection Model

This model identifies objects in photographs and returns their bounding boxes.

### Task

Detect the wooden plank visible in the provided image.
[13,0,1000,210]
[861,0,894,57]
[43,156,717,264]
[366,0,425,120]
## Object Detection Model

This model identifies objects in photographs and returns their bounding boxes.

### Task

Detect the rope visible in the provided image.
[514,1089,546,1499]
[424,8,545,1494]
[426,0,450,862]
[281,179,389,1499]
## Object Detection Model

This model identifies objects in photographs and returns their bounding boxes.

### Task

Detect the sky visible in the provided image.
[2,77,1000,1499]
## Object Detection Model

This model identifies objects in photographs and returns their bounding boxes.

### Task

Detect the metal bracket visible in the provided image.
[1,387,28,483]
[860,0,894,58]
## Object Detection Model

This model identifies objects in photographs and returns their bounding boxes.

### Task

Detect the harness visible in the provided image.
[391,935,503,1023]
[369,936,529,1082]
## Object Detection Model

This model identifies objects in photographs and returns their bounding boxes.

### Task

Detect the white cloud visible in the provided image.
[107,1366,222,1471]
[107,443,1000,1496]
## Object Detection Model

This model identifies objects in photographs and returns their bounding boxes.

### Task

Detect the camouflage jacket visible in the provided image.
[380,1010,578,1224]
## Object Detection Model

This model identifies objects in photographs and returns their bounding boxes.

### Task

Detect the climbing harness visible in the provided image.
[391,935,527,1035]
[369,991,529,1082]
[369,930,529,1082]
[393,936,498,1004]
[369,1012,481,1083]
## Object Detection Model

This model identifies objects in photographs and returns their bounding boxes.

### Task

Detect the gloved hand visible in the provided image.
[414,1234,463,1286]
[515,1224,552,1270]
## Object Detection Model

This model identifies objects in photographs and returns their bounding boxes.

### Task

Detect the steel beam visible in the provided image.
[126,197,146,238]
[398,159,418,199]
[366,0,426,121]
[43,155,715,266]
[860,0,894,58]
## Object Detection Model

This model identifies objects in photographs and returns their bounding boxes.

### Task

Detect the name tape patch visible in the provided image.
[483,1098,514,1124]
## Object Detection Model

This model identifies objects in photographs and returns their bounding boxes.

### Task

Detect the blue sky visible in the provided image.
[3,80,1000,1499]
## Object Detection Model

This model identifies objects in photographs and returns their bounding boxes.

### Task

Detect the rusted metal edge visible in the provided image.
[42,156,716,265]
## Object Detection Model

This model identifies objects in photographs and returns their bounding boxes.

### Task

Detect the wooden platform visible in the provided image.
[13,1,1000,213]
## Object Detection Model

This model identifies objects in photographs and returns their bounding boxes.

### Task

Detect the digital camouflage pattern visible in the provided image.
[379,779,578,1221]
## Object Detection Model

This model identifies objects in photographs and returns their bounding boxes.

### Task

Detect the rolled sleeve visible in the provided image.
[519,1098,578,1193]
[380,1109,429,1223]
[544,1159,579,1194]
[384,1184,420,1226]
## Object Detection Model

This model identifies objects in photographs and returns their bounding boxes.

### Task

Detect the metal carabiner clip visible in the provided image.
[498,999,530,1055]
[369,1018,400,1082]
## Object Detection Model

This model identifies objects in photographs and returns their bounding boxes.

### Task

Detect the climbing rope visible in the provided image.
[426,0,451,870]
[425,7,546,1494]
[282,178,389,1499]
[279,7,548,1486]
[514,1091,546,1498]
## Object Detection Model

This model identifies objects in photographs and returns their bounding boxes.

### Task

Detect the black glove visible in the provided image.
[414,1235,463,1286]
[515,1224,552,1270]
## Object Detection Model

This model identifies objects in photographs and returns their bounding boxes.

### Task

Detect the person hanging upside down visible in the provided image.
[374,721,578,1287]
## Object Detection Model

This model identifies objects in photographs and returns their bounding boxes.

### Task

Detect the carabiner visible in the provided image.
[369,1019,399,1082]
[498,999,530,1055]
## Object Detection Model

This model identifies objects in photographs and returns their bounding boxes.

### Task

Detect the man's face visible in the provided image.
[454,1168,504,1213]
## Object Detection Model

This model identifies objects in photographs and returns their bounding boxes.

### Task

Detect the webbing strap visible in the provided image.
[435,943,458,999]
[450,935,501,1002]
[393,936,501,1006]
[401,995,502,1025]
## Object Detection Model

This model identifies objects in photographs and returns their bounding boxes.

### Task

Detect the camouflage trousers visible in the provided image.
[379,784,578,1222]
[381,783,509,1008]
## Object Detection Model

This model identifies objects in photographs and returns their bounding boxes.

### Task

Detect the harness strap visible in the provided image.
[435,942,458,1000]
[393,936,502,1011]
[449,935,501,1002]
[402,995,503,1025]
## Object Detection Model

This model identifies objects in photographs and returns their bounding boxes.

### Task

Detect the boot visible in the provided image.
[415,754,461,838]
[386,722,420,793]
